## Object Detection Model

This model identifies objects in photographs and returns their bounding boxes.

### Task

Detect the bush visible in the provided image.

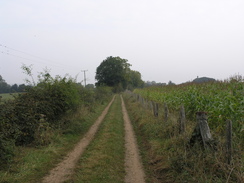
[0,68,114,165]
[0,102,20,165]
[0,73,83,164]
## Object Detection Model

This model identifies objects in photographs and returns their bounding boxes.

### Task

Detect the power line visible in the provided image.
[0,51,73,71]
[1,43,55,63]
[0,44,80,72]
[1,51,37,62]
[0,43,75,69]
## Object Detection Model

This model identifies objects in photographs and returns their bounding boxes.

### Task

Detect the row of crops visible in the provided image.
[134,76,244,138]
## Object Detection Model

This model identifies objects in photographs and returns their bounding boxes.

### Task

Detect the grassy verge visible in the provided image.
[0,99,111,183]
[123,93,243,183]
[70,95,125,183]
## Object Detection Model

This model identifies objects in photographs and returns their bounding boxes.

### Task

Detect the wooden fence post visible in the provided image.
[179,105,186,134]
[196,112,213,149]
[189,112,213,149]
[152,101,159,117]
[226,120,232,164]
[164,103,169,122]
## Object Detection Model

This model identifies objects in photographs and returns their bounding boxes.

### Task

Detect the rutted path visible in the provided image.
[42,95,145,183]
[42,96,115,183]
[121,95,146,183]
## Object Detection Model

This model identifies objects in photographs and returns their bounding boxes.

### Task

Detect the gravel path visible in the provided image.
[121,95,146,183]
[42,96,115,183]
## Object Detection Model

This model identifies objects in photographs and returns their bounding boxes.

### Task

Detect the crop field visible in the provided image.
[134,76,244,136]
[124,76,244,182]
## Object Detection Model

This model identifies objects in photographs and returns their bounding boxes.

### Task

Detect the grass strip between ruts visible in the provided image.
[70,95,125,183]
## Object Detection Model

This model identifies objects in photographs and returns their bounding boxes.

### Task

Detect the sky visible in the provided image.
[1,0,244,85]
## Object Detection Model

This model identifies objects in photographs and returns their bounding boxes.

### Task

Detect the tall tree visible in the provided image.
[128,70,144,89]
[95,56,131,89]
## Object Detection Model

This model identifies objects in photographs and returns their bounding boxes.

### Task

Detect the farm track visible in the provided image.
[121,95,146,183]
[42,95,145,183]
[42,96,115,183]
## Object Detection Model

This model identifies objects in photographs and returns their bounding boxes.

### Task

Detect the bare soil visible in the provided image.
[121,95,146,183]
[42,96,115,183]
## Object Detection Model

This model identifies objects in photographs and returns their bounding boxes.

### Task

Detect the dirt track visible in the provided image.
[42,95,145,183]
[42,96,115,183]
[121,95,146,183]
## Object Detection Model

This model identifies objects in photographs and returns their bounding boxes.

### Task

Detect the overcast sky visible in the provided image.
[1,0,244,85]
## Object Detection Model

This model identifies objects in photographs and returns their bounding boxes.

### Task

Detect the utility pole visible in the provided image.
[81,70,88,87]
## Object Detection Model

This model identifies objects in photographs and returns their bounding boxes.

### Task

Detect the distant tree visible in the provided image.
[11,84,18,92]
[168,80,176,85]
[128,70,144,89]
[95,56,131,90]
[0,75,10,93]
[192,77,215,83]
[18,84,27,92]
[85,84,95,89]
[145,81,166,87]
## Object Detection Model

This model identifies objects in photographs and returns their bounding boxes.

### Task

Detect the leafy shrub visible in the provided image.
[0,73,82,164]
[0,102,20,165]
[0,67,113,165]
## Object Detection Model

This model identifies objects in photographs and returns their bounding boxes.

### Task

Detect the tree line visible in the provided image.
[0,75,28,93]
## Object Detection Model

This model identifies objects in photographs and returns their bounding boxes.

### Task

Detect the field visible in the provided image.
[0,93,24,104]
[0,75,243,182]
[0,93,16,100]
[127,76,243,182]
[134,76,244,135]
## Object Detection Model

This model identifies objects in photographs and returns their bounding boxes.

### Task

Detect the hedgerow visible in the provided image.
[0,67,113,165]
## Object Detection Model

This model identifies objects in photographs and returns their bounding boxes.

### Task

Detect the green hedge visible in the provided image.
[0,73,113,165]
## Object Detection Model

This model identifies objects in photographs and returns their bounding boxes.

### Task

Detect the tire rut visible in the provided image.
[42,96,115,183]
[121,95,146,183]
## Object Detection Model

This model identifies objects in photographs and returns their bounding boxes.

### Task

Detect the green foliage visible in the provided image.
[94,86,113,104]
[0,66,114,165]
[0,97,110,182]
[0,70,82,164]
[95,56,131,89]
[124,93,243,183]
[95,56,143,91]
[127,70,144,90]
[134,76,244,138]
[0,75,11,93]
[21,64,36,86]
[0,75,28,94]
[0,101,20,165]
